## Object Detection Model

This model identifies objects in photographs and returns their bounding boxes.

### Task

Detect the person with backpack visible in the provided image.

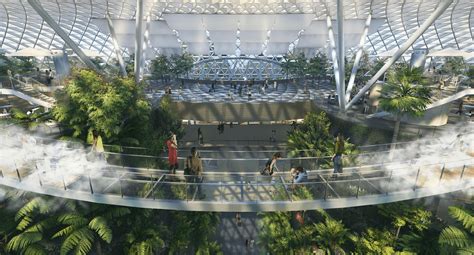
[332,133,345,174]
[261,152,282,176]
[185,147,204,198]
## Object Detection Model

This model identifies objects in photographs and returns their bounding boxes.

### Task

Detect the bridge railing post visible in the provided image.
[386,170,393,195]
[119,178,123,198]
[413,167,421,191]
[219,181,223,202]
[62,175,67,190]
[356,175,362,198]
[88,174,94,194]
[0,169,3,178]
[438,164,445,184]
[459,165,466,182]
[323,181,328,200]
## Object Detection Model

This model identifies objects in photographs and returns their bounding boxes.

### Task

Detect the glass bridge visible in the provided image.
[0,136,472,212]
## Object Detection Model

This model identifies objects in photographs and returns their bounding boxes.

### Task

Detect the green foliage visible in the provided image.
[282,53,308,78]
[440,57,466,76]
[438,206,474,254]
[170,53,194,78]
[349,228,396,255]
[52,69,151,144]
[377,202,433,241]
[379,65,431,127]
[306,52,329,80]
[8,108,52,129]
[287,111,357,169]
[151,55,171,81]
[313,215,349,253]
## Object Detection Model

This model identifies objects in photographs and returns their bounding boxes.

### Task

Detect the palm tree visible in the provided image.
[379,65,431,149]
[313,211,349,254]
[438,206,474,254]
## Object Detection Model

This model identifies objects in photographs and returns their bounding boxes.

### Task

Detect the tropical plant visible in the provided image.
[377,202,432,240]
[439,57,465,76]
[438,206,474,254]
[349,228,396,255]
[258,212,310,253]
[170,53,194,79]
[8,107,53,129]
[282,53,308,78]
[151,55,171,82]
[52,203,130,255]
[313,211,349,254]
[52,69,151,145]
[122,210,165,255]
[6,197,60,255]
[287,111,356,169]
[378,65,431,148]
[307,53,329,82]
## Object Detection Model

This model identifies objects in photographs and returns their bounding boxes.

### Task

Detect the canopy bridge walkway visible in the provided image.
[0,137,472,212]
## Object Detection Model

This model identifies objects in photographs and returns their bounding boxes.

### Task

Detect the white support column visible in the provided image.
[346,0,453,110]
[106,13,127,77]
[345,13,372,103]
[134,0,144,83]
[327,16,341,105]
[27,0,99,72]
[336,0,346,110]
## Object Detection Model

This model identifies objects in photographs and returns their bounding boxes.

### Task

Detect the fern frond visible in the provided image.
[23,243,48,255]
[448,207,474,234]
[6,232,42,252]
[52,225,79,239]
[26,217,57,233]
[57,213,88,226]
[439,226,471,248]
[15,197,48,221]
[88,216,112,243]
[60,227,94,255]
[17,216,33,231]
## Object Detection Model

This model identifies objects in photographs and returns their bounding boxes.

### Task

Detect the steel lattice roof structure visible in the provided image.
[0,0,472,63]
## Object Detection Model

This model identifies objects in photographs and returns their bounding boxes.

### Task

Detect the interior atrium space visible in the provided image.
[0,0,473,254]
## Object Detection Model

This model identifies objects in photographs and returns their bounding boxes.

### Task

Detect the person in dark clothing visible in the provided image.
[261,152,282,176]
[197,127,203,145]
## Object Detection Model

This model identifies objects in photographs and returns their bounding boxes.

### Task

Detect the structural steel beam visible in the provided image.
[27,0,100,72]
[346,0,454,110]
[327,16,342,108]
[134,0,144,83]
[345,13,372,103]
[336,0,346,110]
[106,13,127,77]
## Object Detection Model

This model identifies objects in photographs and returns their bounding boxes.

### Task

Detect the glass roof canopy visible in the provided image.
[0,0,472,63]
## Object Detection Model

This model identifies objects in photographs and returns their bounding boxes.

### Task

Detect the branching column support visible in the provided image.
[27,0,100,72]
[345,0,454,110]
[327,16,342,107]
[336,0,346,110]
[134,0,144,83]
[106,13,127,77]
[345,13,372,103]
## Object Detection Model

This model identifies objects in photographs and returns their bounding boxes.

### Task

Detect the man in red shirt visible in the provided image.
[166,132,178,174]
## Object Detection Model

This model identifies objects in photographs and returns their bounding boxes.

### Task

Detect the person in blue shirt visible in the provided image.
[294,166,308,183]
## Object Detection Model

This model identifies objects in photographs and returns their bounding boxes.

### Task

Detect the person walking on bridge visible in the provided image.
[186,147,204,199]
[332,133,345,175]
[166,131,178,174]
